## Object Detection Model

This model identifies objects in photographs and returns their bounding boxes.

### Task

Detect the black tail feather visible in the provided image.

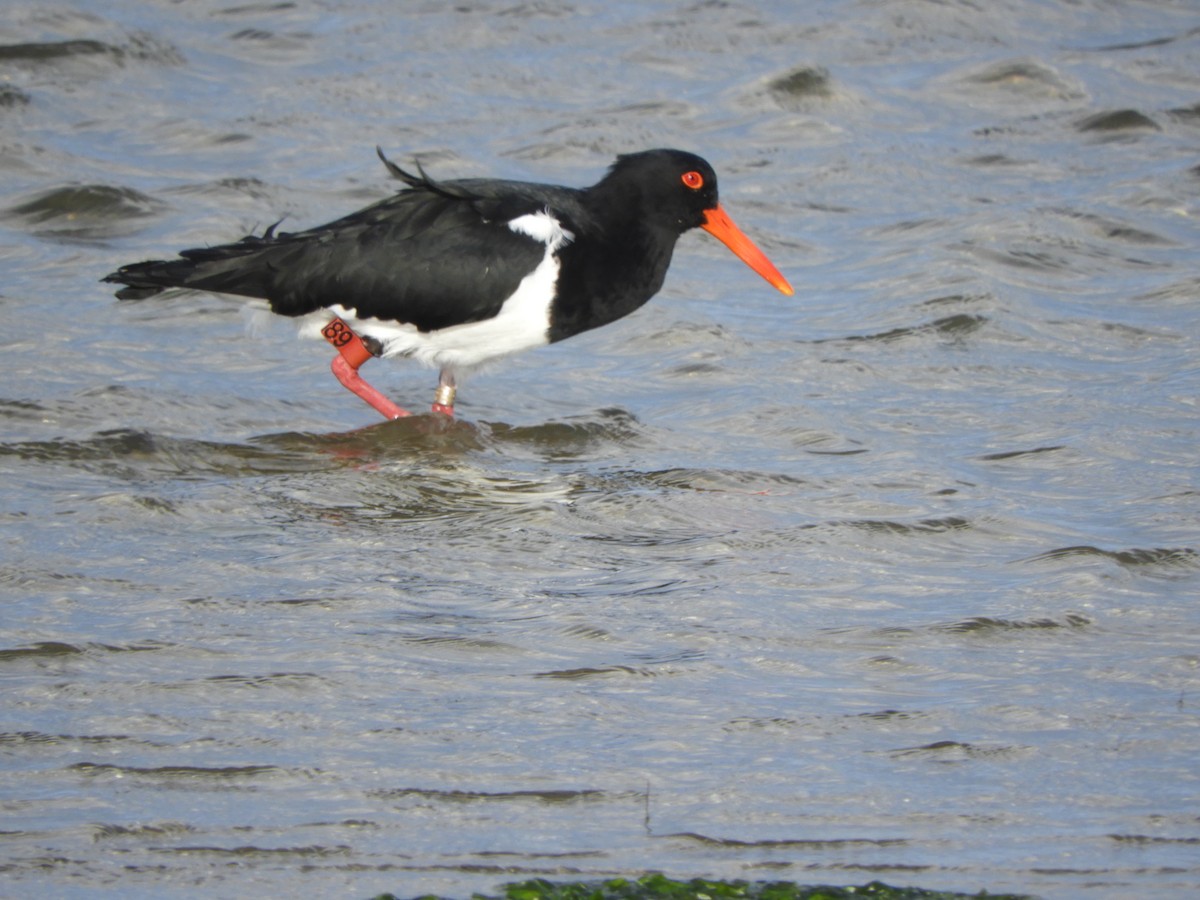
[102,230,282,300]
[110,282,166,301]
[102,258,199,299]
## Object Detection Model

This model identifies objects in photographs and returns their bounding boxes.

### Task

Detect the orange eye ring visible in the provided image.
[681,170,704,190]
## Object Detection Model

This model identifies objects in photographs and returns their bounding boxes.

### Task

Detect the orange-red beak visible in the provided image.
[701,204,794,296]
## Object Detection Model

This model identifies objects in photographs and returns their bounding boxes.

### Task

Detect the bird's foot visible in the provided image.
[321,317,411,421]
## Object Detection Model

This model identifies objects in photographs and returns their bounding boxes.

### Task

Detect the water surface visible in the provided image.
[2,2,1199,898]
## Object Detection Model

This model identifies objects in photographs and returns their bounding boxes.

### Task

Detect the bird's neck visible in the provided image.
[547,214,678,344]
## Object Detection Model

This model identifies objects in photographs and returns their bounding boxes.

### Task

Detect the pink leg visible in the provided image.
[321,318,411,420]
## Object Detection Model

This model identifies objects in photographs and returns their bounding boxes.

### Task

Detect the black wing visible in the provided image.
[105,151,589,333]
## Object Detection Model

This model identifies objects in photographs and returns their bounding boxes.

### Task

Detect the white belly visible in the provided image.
[297,211,571,373]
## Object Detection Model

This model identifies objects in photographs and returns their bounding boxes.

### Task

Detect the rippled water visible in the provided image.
[3,2,1199,898]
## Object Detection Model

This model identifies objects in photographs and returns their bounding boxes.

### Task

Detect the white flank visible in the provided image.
[298,210,573,372]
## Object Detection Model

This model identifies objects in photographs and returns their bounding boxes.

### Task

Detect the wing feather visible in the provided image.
[107,151,595,333]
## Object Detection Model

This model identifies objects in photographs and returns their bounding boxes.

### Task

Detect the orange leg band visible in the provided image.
[321,318,411,420]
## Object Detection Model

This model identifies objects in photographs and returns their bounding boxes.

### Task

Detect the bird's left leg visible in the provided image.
[321,317,411,420]
[432,369,456,416]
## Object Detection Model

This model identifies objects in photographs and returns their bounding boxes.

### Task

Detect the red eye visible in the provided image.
[681,170,704,190]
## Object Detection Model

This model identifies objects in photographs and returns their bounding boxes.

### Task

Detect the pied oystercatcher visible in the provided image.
[104,147,793,420]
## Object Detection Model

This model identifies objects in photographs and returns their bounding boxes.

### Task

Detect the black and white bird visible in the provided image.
[104,147,793,420]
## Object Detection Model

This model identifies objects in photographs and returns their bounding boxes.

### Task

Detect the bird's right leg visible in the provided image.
[321,317,411,420]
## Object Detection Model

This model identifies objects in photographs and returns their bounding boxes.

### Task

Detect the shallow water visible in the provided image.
[2,1,1199,898]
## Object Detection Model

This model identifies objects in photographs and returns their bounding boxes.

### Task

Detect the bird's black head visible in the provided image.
[600,149,720,235]
[592,148,794,297]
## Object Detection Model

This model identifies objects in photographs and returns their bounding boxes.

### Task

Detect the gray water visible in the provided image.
[2,1,1199,898]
